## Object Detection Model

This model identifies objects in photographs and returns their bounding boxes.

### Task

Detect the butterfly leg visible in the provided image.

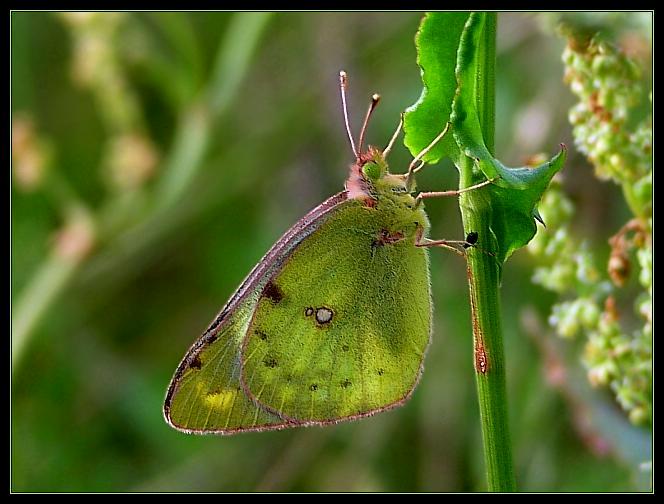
[382,113,404,158]
[416,178,496,204]
[407,122,451,175]
[415,237,467,256]
[412,177,498,257]
[418,236,501,272]
[414,226,474,257]
[405,122,452,188]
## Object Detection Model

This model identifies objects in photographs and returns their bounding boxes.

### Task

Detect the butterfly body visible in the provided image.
[165,138,433,434]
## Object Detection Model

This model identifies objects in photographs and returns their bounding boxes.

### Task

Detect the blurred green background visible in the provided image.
[11,12,651,492]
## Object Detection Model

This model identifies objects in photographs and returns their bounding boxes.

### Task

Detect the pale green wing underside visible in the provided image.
[164,193,348,433]
[165,298,289,433]
[165,195,431,433]
[241,201,432,424]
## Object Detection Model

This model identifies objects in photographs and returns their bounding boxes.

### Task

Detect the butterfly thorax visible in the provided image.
[345,146,429,241]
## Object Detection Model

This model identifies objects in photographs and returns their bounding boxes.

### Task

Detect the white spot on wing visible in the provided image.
[315,307,333,324]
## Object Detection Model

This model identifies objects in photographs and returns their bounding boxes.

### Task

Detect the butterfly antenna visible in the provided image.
[339,71,358,159]
[357,93,381,156]
[383,112,404,159]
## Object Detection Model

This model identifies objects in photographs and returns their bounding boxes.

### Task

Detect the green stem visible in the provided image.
[458,13,516,492]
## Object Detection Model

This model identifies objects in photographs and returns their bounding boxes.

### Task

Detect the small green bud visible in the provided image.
[579,299,600,328]
[629,406,649,425]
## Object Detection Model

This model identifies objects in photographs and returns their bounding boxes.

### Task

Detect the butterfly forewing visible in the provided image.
[240,198,432,424]
[164,193,348,433]
[164,302,289,433]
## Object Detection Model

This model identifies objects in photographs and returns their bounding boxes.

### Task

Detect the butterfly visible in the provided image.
[163,71,490,434]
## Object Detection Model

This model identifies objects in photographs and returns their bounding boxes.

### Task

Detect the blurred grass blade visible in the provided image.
[208,12,273,116]
[11,12,273,375]
[12,255,78,370]
[157,12,272,208]
[150,12,205,93]
[156,104,211,208]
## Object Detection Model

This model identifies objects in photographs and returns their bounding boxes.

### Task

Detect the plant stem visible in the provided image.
[458,13,516,492]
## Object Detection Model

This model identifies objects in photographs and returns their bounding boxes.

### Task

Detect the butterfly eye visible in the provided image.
[362,162,381,180]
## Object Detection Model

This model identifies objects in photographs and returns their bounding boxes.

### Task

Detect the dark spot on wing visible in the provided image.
[256,329,268,341]
[263,357,278,368]
[372,228,405,249]
[341,344,350,352]
[304,307,314,317]
[188,354,202,370]
[262,281,284,304]
[341,378,352,388]
[362,196,378,208]
[207,317,223,333]
[309,383,318,392]
[377,368,384,376]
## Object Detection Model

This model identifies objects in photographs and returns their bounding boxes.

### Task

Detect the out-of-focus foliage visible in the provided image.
[528,15,652,429]
[11,12,651,492]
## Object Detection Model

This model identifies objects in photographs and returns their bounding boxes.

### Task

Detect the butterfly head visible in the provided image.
[338,71,418,207]
[346,146,417,208]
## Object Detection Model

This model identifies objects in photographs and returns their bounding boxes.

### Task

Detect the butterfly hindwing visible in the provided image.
[241,198,432,424]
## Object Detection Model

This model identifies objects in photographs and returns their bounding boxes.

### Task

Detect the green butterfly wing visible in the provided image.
[164,193,348,433]
[164,302,286,433]
[241,197,432,424]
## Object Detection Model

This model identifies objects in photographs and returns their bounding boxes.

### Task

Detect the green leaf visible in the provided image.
[408,11,566,265]
[450,12,567,263]
[404,12,470,164]
[482,147,567,264]
[451,12,492,165]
